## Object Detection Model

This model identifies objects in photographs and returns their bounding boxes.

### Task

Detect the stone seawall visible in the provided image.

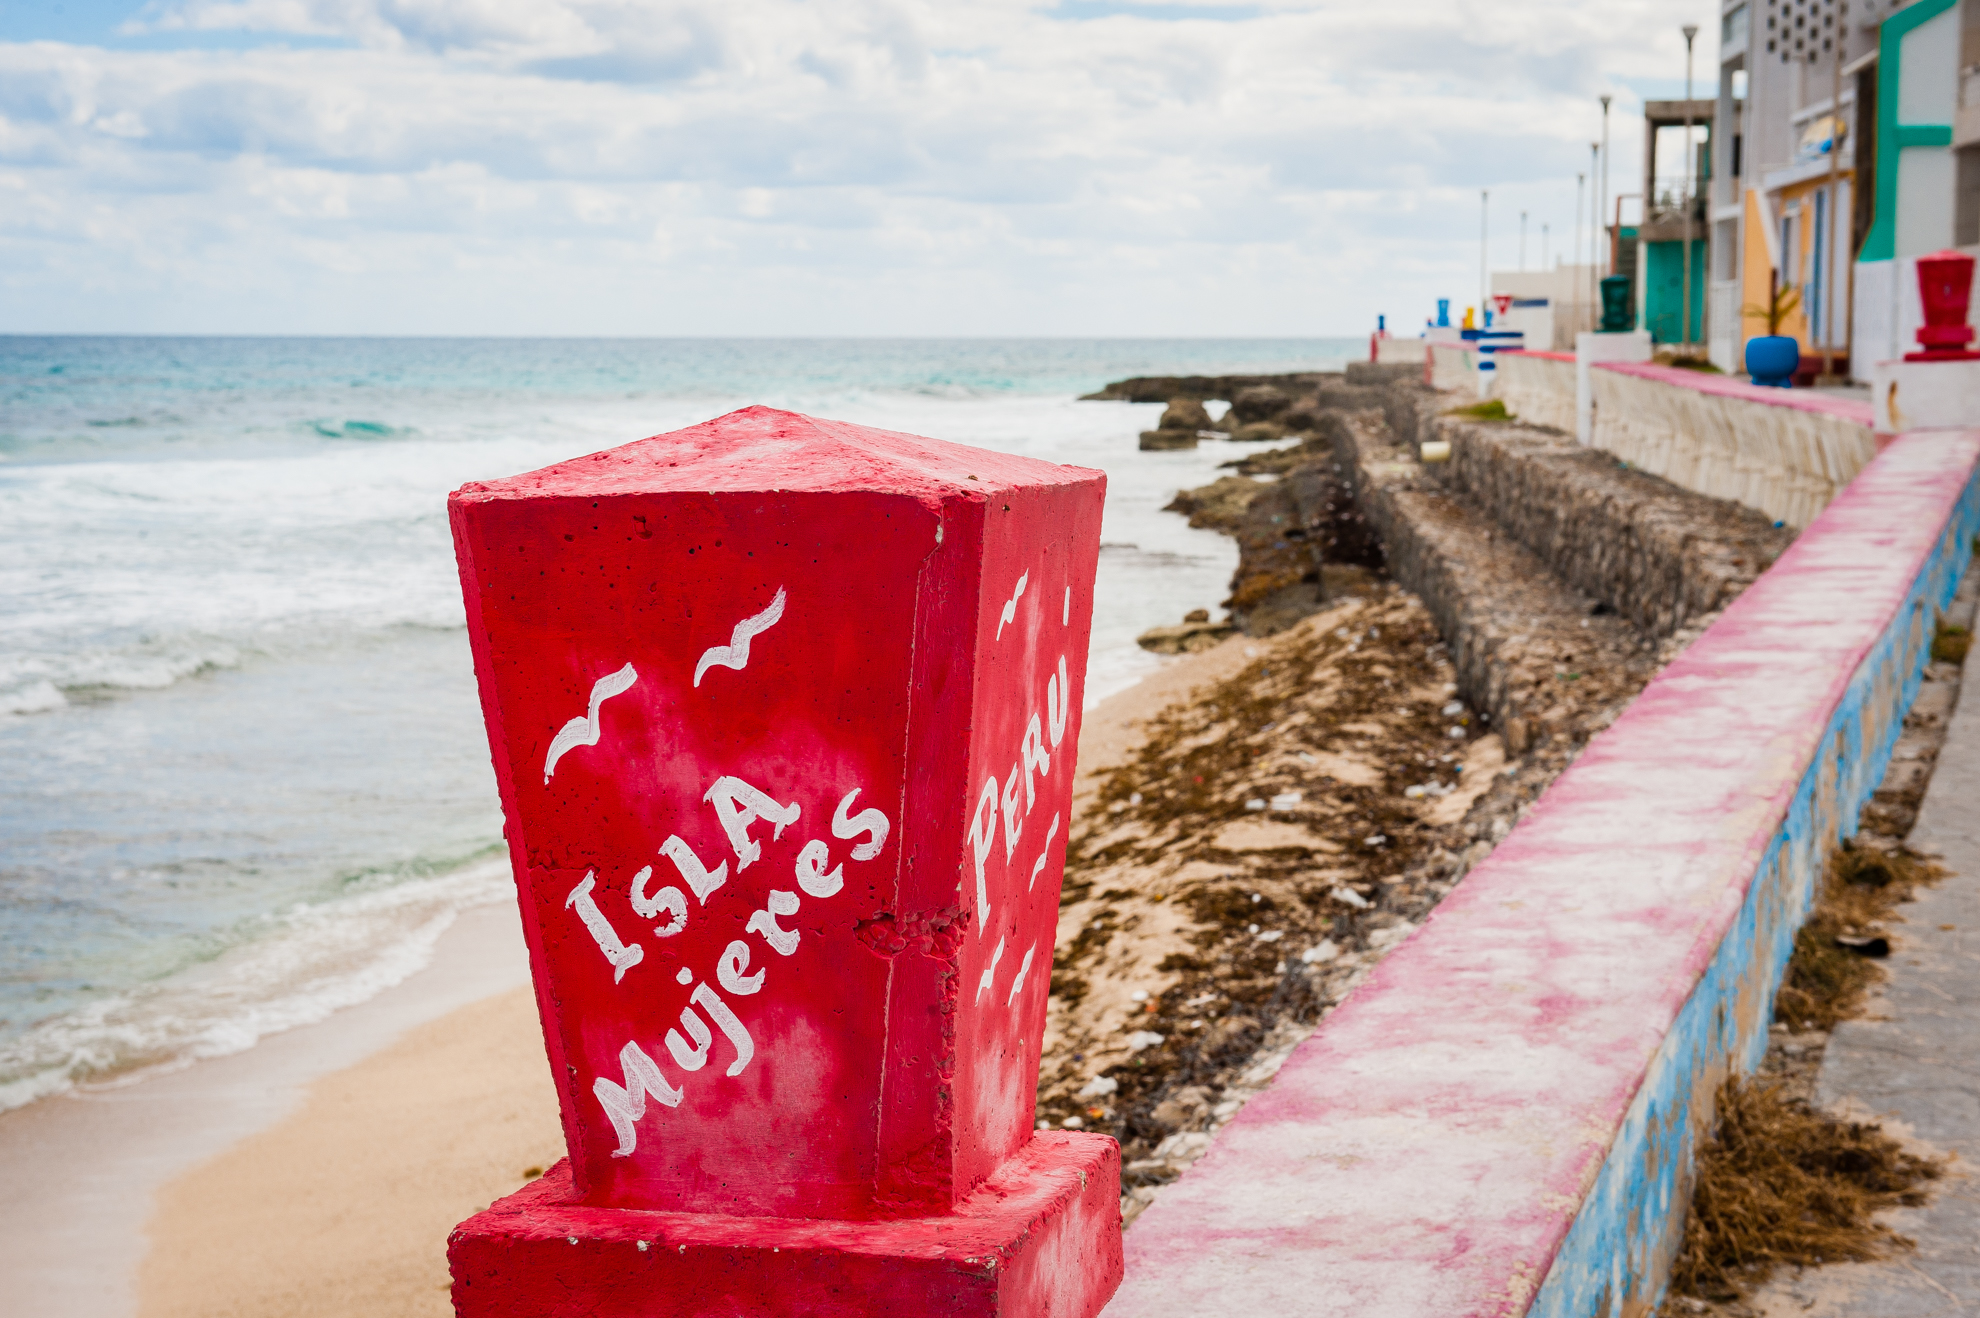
[1321,409,1656,755]
[1425,415,1794,637]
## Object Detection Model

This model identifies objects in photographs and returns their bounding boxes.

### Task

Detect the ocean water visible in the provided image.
[0,335,1358,1112]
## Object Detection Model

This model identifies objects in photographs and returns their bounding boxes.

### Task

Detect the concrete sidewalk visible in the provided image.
[1755,653,1980,1315]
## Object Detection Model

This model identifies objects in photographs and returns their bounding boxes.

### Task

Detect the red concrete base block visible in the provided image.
[449,1132,1122,1318]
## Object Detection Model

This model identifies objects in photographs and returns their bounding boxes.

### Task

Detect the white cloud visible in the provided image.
[2,0,1718,334]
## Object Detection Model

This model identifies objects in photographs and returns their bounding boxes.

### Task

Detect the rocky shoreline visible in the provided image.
[1043,365,1799,1225]
[1119,363,1421,452]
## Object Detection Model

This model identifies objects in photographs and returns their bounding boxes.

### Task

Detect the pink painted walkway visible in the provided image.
[1598,360,1874,428]
[1104,429,1980,1317]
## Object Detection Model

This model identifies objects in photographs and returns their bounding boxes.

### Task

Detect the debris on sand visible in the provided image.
[1040,589,1518,1220]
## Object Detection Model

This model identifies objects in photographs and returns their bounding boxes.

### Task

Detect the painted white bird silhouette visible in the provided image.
[975,936,1006,1004]
[996,571,1029,639]
[543,663,638,784]
[1006,943,1037,1006]
[694,587,788,687]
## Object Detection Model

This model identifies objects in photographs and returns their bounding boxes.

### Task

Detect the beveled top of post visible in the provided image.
[453,406,1099,504]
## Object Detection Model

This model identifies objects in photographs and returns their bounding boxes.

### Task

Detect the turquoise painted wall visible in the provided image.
[1642,240,1707,345]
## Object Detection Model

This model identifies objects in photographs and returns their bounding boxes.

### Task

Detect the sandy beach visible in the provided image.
[0,900,534,1318]
[139,985,563,1318]
[0,638,1244,1318]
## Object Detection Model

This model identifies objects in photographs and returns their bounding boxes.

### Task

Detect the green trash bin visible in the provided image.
[1599,275,1632,333]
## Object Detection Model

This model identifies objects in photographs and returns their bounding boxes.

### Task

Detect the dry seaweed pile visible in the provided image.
[1037,588,1513,1216]
[1671,1076,1944,1302]
[1774,845,1938,1032]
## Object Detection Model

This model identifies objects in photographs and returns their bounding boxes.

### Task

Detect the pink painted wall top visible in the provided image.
[450,407,1105,1222]
[1597,360,1875,426]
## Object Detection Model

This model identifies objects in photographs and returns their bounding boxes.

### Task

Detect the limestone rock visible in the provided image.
[1159,397,1214,432]
[1164,475,1262,531]
[1230,421,1287,443]
[1139,429,1199,451]
[1231,384,1293,424]
[1281,396,1325,434]
[1136,619,1236,654]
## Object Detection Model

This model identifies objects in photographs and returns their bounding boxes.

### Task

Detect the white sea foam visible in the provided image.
[0,679,67,716]
[0,855,513,1114]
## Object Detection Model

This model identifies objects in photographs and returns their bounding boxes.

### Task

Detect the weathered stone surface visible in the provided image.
[1280,460,1383,570]
[1325,409,1659,751]
[1163,476,1262,532]
[1136,620,1237,654]
[1224,477,1322,635]
[1313,383,1397,416]
[1344,360,1425,386]
[1159,398,1214,432]
[1080,372,1335,403]
[1280,396,1325,434]
[1219,459,1385,637]
[1380,386,1443,456]
[1139,429,1200,451]
[1229,421,1287,443]
[1424,416,1794,637]
[1230,385,1293,424]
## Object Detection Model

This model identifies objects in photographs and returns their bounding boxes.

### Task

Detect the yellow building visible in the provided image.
[1716,0,1864,377]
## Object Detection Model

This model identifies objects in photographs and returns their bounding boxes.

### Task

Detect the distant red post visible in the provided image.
[1906,250,1980,362]
[444,407,1119,1317]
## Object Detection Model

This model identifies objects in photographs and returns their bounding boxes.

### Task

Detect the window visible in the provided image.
[1724,3,1750,46]
[1781,209,1799,301]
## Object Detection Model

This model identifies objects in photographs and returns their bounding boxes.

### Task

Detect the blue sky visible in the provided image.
[0,0,1720,335]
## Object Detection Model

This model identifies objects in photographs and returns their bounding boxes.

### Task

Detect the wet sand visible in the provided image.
[0,901,532,1318]
[138,985,561,1318]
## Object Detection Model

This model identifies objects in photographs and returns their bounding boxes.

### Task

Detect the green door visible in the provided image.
[1642,239,1707,344]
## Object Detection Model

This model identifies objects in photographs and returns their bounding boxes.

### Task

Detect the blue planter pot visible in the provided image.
[1746,335,1799,388]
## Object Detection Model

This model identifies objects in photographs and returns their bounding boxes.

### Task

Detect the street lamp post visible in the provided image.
[1520,210,1528,271]
[1589,142,1600,331]
[1599,95,1612,276]
[1682,23,1699,352]
[1573,172,1585,330]
[1480,189,1489,326]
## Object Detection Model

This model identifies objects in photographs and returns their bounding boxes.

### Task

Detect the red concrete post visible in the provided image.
[444,407,1121,1317]
[1906,250,1980,362]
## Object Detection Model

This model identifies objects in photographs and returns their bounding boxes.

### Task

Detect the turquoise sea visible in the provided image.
[0,335,1359,1111]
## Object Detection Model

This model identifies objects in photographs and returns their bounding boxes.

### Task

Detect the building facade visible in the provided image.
[1711,0,1978,379]
[1638,99,1719,349]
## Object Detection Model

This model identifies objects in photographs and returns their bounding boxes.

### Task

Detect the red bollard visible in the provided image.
[1905,250,1980,362]
[444,407,1121,1317]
